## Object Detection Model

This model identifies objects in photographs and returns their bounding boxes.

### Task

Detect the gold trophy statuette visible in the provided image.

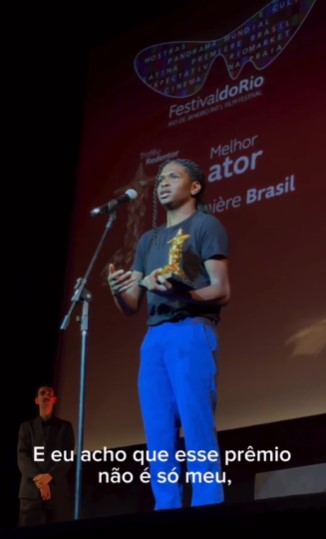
[140,228,194,290]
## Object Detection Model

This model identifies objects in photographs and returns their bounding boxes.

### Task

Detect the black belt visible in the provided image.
[170,315,217,325]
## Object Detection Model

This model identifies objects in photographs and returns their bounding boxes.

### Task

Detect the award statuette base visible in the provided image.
[139,272,194,291]
[157,272,194,291]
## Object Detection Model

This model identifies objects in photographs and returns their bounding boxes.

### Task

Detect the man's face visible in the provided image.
[35,386,57,411]
[157,162,200,209]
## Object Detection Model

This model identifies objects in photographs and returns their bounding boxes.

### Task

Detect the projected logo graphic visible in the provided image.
[134,0,316,98]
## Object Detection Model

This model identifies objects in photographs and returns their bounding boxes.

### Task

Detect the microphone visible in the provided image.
[90,189,138,216]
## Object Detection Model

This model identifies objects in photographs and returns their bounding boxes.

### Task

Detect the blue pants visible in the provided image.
[138,317,224,510]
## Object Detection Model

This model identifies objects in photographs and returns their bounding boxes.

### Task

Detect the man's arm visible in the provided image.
[142,258,230,306]
[188,258,230,305]
[48,421,75,481]
[17,423,42,479]
[108,264,145,315]
[34,421,75,487]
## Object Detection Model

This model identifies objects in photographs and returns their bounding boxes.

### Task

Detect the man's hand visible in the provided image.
[108,263,136,296]
[141,269,176,296]
[39,484,51,500]
[33,473,53,489]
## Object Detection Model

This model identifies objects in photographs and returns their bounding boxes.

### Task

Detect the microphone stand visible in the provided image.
[60,211,117,520]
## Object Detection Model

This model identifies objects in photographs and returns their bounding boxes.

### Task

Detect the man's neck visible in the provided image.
[39,412,53,421]
[166,205,196,227]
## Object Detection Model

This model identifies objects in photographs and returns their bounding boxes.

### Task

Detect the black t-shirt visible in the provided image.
[132,211,229,326]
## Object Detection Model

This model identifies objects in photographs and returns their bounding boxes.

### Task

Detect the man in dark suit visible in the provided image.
[17,385,75,526]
